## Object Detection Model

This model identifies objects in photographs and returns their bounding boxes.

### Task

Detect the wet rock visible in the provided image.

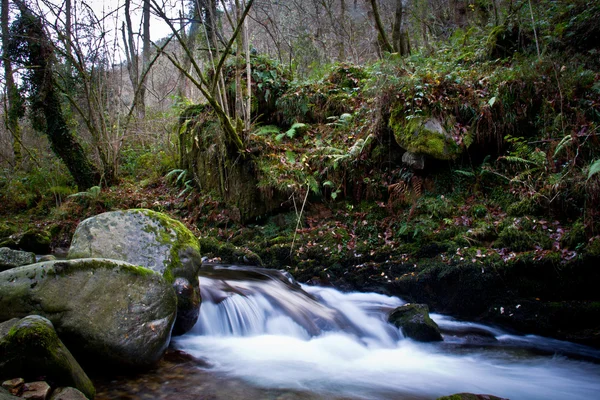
[67,209,201,335]
[21,382,50,400]
[388,303,443,342]
[0,248,35,272]
[49,387,88,400]
[0,259,177,369]
[37,255,57,262]
[1,378,24,395]
[0,387,19,400]
[0,316,94,399]
[436,393,508,400]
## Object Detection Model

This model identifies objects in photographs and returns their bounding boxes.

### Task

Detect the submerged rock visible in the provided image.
[437,394,508,400]
[0,316,94,399]
[67,209,201,335]
[20,381,50,400]
[388,303,443,342]
[49,387,88,400]
[0,388,18,400]
[1,378,23,396]
[0,248,35,272]
[0,258,177,369]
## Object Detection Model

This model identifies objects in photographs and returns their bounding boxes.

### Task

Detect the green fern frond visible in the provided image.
[587,160,600,181]
[553,135,572,158]
[253,125,281,136]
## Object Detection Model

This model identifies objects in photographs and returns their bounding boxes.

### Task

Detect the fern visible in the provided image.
[68,185,101,199]
[454,169,476,177]
[553,134,573,158]
[499,155,540,165]
[588,160,600,180]
[253,125,281,136]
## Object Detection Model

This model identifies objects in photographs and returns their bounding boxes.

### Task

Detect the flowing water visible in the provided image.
[165,264,600,400]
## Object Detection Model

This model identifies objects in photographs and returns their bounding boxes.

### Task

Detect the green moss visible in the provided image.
[561,219,587,249]
[40,259,159,280]
[388,111,464,160]
[199,236,263,266]
[134,209,200,282]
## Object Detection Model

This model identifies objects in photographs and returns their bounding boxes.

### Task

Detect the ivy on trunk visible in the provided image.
[9,1,99,190]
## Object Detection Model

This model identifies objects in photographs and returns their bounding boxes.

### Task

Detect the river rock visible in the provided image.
[67,209,201,335]
[21,382,50,400]
[436,394,508,400]
[388,303,443,342]
[0,387,18,400]
[49,387,88,400]
[0,316,94,399]
[0,258,177,369]
[0,247,35,272]
[1,378,23,395]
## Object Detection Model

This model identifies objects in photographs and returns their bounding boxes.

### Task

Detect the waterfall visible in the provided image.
[174,264,600,400]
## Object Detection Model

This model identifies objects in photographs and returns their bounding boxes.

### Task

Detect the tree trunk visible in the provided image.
[367,0,393,54]
[141,0,150,118]
[392,0,411,56]
[13,1,99,189]
[1,0,22,168]
[122,0,145,119]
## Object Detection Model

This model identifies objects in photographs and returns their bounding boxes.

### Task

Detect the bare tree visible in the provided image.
[1,0,22,168]
[392,0,410,55]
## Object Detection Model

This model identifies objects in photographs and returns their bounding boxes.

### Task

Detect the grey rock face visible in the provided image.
[67,209,201,334]
[0,259,177,368]
[0,248,35,272]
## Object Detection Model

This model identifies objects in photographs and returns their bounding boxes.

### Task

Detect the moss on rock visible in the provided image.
[388,303,443,342]
[389,111,466,160]
[0,258,177,369]
[67,209,202,335]
[0,315,95,399]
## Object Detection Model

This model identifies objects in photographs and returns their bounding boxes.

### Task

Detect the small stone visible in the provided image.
[402,151,426,170]
[21,382,51,400]
[49,387,88,400]
[2,378,24,395]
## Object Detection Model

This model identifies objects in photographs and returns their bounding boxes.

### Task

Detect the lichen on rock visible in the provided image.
[67,209,201,334]
[0,258,177,369]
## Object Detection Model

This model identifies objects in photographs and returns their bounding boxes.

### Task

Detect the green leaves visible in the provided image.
[587,160,600,180]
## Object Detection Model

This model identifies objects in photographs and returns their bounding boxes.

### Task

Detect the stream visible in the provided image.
[97,264,600,400]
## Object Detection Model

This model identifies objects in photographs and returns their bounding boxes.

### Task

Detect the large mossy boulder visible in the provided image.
[0,316,95,399]
[67,209,201,335]
[0,259,177,368]
[388,303,443,342]
[0,248,35,272]
[389,113,469,161]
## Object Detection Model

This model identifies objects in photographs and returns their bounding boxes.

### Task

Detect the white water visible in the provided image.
[174,265,600,400]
